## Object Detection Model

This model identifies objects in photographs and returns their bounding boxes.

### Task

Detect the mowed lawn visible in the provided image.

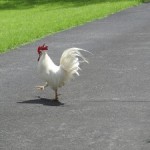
[0,0,142,53]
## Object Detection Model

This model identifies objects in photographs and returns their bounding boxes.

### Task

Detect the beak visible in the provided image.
[38,52,42,61]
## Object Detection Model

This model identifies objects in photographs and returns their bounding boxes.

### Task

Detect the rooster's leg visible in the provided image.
[36,82,48,90]
[55,89,58,100]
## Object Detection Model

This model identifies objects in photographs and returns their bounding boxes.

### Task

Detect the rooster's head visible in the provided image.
[37,44,48,61]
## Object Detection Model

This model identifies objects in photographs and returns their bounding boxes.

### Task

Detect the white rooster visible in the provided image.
[36,44,89,100]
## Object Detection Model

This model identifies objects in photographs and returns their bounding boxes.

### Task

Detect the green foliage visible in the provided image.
[0,0,143,53]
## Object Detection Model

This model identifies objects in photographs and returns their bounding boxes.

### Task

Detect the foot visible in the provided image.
[35,85,45,91]
[55,95,58,101]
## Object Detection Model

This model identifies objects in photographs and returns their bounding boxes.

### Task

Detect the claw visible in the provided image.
[35,86,45,90]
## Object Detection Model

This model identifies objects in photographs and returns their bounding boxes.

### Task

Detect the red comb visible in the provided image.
[37,44,48,54]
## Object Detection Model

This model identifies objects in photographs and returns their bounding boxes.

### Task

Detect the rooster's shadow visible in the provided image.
[18,97,64,106]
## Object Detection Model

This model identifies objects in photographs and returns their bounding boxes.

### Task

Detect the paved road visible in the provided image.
[1,3,150,150]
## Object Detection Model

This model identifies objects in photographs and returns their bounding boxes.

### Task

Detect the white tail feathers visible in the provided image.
[60,48,89,79]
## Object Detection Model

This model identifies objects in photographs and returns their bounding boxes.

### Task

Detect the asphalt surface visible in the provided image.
[1,3,150,150]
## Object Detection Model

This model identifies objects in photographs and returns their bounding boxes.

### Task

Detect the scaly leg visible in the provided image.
[55,89,58,100]
[36,82,48,90]
[54,89,61,100]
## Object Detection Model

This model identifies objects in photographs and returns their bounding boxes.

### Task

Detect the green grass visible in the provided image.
[0,0,142,53]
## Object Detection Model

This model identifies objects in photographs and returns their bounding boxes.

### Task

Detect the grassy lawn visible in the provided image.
[0,0,142,53]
